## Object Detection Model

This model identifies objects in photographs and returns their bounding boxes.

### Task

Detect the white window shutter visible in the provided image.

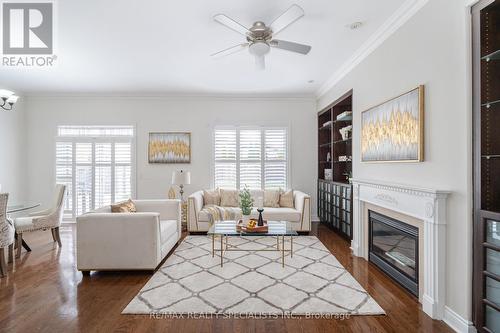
[214,129,237,188]
[239,129,262,189]
[56,142,73,214]
[264,129,287,190]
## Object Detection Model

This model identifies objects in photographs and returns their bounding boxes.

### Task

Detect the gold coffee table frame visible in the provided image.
[208,221,297,268]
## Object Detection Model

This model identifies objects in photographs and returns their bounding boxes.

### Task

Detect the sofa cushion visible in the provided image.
[251,207,301,223]
[159,219,178,244]
[250,189,264,208]
[203,189,220,206]
[111,199,137,213]
[220,189,239,207]
[264,190,280,208]
[279,190,294,208]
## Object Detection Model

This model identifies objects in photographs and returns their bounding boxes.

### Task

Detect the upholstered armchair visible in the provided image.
[14,184,66,258]
[0,193,14,278]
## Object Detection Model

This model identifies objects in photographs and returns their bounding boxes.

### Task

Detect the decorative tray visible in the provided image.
[237,219,268,233]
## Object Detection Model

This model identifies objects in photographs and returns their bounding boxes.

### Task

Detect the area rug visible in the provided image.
[122,236,385,316]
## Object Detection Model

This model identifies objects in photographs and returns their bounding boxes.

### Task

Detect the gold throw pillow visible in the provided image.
[279,190,294,208]
[203,189,220,206]
[264,190,280,208]
[220,188,239,207]
[111,199,137,213]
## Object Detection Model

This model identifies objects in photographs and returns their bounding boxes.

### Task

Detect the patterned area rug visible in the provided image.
[123,236,385,316]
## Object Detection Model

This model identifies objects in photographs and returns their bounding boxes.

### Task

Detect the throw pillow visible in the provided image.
[279,190,294,208]
[203,189,220,206]
[264,190,280,208]
[111,199,137,213]
[220,188,239,207]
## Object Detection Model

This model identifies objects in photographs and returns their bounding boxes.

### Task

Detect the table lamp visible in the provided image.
[171,170,191,201]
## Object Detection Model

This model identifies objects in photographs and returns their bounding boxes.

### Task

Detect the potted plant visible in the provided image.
[239,185,254,223]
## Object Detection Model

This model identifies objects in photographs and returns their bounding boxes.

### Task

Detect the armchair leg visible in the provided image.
[51,228,57,242]
[0,248,6,278]
[8,244,13,263]
[53,227,62,247]
[16,233,23,258]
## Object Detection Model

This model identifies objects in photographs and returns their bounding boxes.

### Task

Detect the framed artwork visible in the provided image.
[148,132,191,163]
[361,86,424,162]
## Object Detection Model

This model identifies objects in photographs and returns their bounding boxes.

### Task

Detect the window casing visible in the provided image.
[56,126,135,219]
[213,127,288,190]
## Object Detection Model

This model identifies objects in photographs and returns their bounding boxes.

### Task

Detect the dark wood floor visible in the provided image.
[0,223,452,333]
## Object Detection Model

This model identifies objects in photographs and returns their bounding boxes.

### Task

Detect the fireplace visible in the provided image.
[368,210,419,296]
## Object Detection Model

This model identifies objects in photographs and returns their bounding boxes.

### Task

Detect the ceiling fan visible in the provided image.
[211,4,311,70]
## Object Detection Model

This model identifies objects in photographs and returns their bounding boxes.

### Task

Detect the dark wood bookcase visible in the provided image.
[473,1,500,331]
[317,91,353,240]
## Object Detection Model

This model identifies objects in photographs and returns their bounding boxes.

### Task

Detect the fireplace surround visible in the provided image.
[352,179,449,320]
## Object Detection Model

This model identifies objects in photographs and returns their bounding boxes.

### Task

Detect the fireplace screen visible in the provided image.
[369,211,419,296]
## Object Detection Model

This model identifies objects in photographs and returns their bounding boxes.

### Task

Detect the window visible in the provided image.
[56,126,135,219]
[213,127,288,190]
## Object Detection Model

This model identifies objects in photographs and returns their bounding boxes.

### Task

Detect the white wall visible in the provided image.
[0,100,26,202]
[23,95,317,212]
[318,0,472,322]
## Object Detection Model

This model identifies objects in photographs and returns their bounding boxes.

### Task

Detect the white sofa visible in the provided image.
[188,190,311,232]
[76,199,181,273]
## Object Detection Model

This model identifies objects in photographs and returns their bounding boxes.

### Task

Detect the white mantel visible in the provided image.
[351,179,450,320]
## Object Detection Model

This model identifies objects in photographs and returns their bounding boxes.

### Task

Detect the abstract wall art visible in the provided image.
[361,86,424,162]
[148,132,191,163]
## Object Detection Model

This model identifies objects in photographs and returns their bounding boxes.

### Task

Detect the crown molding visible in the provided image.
[315,0,430,98]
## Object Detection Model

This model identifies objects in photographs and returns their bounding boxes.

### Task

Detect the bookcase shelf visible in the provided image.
[317,90,353,240]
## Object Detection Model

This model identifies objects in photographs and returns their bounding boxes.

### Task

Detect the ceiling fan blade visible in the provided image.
[213,14,250,36]
[211,43,249,58]
[269,4,304,36]
[270,39,311,54]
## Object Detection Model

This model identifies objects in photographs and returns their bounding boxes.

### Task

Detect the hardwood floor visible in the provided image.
[0,223,452,333]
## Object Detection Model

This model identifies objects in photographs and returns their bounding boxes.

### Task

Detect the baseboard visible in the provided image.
[443,306,476,333]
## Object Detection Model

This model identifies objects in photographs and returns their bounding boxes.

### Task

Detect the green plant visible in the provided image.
[239,185,254,215]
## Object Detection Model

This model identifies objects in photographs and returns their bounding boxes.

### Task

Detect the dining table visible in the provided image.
[7,203,41,252]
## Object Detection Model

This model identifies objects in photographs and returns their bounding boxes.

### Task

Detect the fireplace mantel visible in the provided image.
[351,179,450,320]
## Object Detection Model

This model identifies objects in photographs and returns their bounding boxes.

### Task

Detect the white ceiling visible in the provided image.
[1,0,406,95]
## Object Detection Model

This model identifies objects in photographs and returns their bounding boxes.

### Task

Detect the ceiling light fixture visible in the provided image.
[0,89,19,111]
[348,21,364,30]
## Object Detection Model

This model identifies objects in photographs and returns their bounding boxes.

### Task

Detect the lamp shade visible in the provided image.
[7,95,19,104]
[172,170,191,185]
[0,89,14,99]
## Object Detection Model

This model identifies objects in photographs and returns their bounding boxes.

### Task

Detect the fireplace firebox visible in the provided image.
[368,211,419,296]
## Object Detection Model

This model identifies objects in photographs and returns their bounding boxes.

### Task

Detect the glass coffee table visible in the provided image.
[207,221,298,267]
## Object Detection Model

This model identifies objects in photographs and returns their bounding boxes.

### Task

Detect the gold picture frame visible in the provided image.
[361,85,424,163]
[148,132,191,164]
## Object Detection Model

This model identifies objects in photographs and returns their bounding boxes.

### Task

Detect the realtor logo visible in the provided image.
[2,2,53,54]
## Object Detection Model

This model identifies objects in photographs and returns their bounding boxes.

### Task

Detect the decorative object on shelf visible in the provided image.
[336,111,352,121]
[338,155,352,162]
[361,86,424,162]
[0,90,19,111]
[149,132,191,163]
[257,208,264,226]
[324,169,332,181]
[339,125,352,141]
[167,187,176,199]
[239,185,254,216]
[347,171,353,184]
[322,120,333,128]
[326,152,331,162]
[171,170,191,201]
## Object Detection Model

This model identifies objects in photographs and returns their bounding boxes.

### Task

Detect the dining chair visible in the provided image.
[14,184,66,258]
[0,193,15,278]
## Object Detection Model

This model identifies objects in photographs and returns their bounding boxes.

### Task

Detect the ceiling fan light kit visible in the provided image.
[212,4,312,70]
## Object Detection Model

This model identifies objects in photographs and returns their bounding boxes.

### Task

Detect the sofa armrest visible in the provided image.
[188,191,204,231]
[76,212,162,270]
[294,191,311,232]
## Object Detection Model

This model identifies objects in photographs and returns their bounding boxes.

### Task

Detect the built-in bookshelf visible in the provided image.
[317,90,353,240]
[472,1,500,330]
